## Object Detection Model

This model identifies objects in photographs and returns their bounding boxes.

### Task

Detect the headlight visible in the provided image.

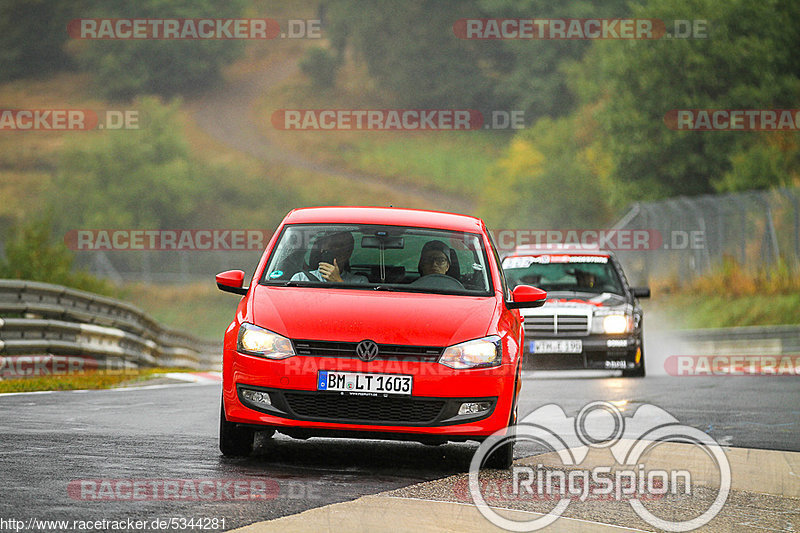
[237,323,295,359]
[602,314,633,335]
[439,336,502,369]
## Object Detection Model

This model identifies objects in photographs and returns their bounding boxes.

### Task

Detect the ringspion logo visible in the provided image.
[470,401,730,531]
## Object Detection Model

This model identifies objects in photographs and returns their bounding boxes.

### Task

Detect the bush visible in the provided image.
[0,0,83,81]
[52,97,212,231]
[0,218,115,296]
[71,0,247,100]
[299,47,340,88]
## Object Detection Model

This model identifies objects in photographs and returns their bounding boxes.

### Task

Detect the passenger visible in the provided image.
[574,269,598,289]
[418,240,452,277]
[519,274,541,286]
[291,231,367,283]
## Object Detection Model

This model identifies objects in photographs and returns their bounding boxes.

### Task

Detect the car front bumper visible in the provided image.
[522,334,642,370]
[222,349,517,439]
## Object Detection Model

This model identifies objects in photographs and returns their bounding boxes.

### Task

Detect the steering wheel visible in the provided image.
[410,274,465,290]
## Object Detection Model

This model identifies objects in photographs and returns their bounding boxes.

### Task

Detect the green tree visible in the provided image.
[0,218,114,295]
[326,0,630,118]
[299,47,340,88]
[573,0,800,198]
[476,0,630,120]
[327,0,494,108]
[715,133,800,191]
[51,97,212,231]
[0,0,85,80]
[72,0,246,100]
[479,107,616,229]
[50,96,301,236]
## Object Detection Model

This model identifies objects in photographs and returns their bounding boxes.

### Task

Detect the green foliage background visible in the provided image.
[326,0,800,228]
[1,0,799,293]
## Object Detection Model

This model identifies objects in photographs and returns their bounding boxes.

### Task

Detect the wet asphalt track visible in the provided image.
[0,370,797,532]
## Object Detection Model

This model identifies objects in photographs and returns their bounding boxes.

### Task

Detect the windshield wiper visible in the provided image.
[372,285,397,291]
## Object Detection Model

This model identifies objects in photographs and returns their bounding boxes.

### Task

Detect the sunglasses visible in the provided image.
[422,255,449,266]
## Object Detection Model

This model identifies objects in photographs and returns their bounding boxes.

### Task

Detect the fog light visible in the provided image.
[242,389,271,406]
[458,401,491,415]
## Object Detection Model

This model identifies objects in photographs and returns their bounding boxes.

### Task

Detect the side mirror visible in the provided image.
[632,287,650,299]
[216,270,248,295]
[507,285,547,309]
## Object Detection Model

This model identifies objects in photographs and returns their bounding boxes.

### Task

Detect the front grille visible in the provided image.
[283,392,446,424]
[524,353,586,370]
[525,314,589,336]
[292,340,442,362]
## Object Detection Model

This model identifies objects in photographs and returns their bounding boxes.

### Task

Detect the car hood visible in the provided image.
[249,285,496,346]
[521,291,628,315]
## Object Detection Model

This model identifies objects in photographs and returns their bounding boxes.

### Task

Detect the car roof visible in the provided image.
[282,206,486,233]
[505,246,614,258]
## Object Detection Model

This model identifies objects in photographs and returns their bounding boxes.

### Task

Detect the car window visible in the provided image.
[260,223,493,295]
[502,254,624,295]
[486,230,510,301]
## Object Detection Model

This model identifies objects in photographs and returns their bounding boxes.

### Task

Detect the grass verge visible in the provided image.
[651,291,800,329]
[118,281,238,341]
[0,367,200,394]
[254,55,510,195]
[650,259,800,329]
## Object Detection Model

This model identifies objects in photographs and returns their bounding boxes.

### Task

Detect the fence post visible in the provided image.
[780,188,799,268]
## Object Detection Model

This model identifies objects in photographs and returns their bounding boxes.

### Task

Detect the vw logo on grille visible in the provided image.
[355,340,379,361]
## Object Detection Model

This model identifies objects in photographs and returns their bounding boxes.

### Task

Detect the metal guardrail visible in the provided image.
[613,186,800,285]
[0,279,220,373]
[674,325,800,356]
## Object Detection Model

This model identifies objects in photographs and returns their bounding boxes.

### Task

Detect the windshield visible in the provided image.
[261,224,493,295]
[502,254,624,295]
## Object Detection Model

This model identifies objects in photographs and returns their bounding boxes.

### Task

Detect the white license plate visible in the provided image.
[531,339,583,354]
[317,371,412,395]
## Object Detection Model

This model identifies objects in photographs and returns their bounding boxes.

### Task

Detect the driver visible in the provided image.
[574,269,598,289]
[418,240,452,277]
[291,231,367,283]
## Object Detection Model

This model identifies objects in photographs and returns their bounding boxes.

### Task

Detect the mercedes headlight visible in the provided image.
[439,336,502,369]
[601,314,633,335]
[237,323,295,359]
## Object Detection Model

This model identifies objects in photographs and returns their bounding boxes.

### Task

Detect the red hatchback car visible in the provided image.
[216,207,545,468]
